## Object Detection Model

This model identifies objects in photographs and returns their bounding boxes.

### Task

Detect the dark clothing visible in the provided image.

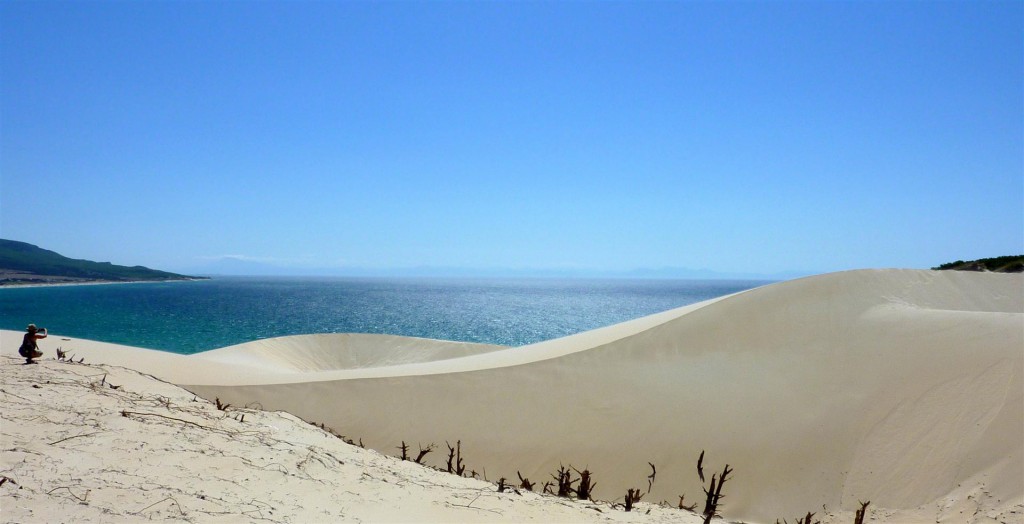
[19,332,43,359]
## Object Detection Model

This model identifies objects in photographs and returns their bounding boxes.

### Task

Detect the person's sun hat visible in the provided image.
[27,324,37,332]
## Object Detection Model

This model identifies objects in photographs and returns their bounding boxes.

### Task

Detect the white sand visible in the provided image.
[1,357,699,523]
[2,269,1021,523]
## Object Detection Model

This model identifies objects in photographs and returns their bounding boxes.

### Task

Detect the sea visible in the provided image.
[0,277,769,355]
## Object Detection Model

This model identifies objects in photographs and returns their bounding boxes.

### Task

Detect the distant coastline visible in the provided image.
[0,271,207,288]
[0,239,207,287]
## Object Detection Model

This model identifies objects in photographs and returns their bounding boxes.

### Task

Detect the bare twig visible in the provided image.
[136,496,185,515]
[46,486,90,502]
[48,432,102,446]
[647,462,657,493]
[120,410,260,439]
[0,389,32,402]
[448,494,502,515]
[697,450,705,483]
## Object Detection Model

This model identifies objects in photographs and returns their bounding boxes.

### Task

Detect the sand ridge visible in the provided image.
[199,333,509,372]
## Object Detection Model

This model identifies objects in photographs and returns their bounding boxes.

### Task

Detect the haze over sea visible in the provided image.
[0,278,765,354]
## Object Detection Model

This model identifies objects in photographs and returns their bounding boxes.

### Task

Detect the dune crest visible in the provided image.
[199,333,507,372]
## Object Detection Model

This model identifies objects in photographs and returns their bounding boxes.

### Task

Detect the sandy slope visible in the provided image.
[3,269,1021,523]
[0,357,701,523]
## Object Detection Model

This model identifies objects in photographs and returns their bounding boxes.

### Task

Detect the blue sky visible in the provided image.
[2,1,1021,276]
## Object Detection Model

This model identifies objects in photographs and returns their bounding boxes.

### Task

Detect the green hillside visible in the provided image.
[0,239,203,284]
[933,255,1024,273]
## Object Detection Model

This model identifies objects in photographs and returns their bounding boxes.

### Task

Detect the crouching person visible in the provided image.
[19,324,46,364]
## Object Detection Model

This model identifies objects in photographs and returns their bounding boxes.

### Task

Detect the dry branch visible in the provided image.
[795,511,819,524]
[551,465,576,498]
[697,450,705,483]
[517,471,535,491]
[624,488,644,512]
[854,501,870,524]
[647,462,656,493]
[445,440,466,476]
[701,460,733,524]
[573,467,595,500]
[48,432,102,446]
[678,494,697,511]
[414,443,434,464]
[119,410,260,440]
[46,486,90,503]
[137,496,185,515]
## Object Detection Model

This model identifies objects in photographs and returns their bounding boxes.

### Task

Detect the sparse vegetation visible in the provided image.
[933,255,1024,272]
[796,511,819,524]
[414,443,434,464]
[624,487,643,511]
[551,465,576,498]
[445,440,466,476]
[573,467,595,500]
[517,471,535,491]
[700,459,733,524]
[30,358,883,523]
[854,500,870,524]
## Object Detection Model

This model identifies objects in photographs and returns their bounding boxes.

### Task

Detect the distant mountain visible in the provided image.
[0,239,205,285]
[933,255,1024,273]
[179,257,800,280]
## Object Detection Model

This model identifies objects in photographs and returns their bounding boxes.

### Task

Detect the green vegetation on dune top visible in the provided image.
[933,255,1024,273]
[0,239,203,283]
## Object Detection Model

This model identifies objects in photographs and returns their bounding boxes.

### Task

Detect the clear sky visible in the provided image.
[2,1,1021,277]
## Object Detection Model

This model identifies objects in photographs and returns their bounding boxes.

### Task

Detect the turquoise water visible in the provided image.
[0,277,767,354]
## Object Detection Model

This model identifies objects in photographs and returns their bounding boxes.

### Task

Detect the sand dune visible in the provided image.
[3,269,1021,523]
[1,356,700,523]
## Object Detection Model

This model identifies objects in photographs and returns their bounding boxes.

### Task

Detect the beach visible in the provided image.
[2,269,1022,523]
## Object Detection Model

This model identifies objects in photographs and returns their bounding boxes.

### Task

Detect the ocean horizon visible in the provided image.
[0,276,769,354]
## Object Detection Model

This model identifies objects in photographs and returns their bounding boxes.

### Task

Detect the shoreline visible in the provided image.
[0,277,208,289]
